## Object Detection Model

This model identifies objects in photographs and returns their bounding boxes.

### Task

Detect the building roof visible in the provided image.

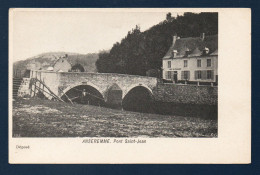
[52,56,71,67]
[189,47,202,57]
[210,49,218,56]
[163,34,218,59]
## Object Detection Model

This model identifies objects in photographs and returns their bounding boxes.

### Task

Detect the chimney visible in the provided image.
[62,54,68,59]
[201,33,205,40]
[203,47,209,55]
[172,50,178,58]
[172,35,177,45]
[185,48,190,56]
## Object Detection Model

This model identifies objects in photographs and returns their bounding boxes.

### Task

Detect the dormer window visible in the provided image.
[185,48,190,57]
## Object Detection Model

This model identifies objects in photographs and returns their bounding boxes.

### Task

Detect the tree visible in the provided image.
[96,12,218,75]
[166,12,172,21]
[71,63,85,72]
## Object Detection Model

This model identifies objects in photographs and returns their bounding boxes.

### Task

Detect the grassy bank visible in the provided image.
[12,98,217,137]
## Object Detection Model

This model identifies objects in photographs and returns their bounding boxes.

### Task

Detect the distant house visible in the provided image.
[53,55,72,72]
[46,66,54,71]
[162,33,218,84]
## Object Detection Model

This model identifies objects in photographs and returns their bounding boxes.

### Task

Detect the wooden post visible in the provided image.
[42,83,45,98]
[30,85,32,97]
[33,81,36,97]
[30,80,32,97]
[36,81,38,95]
[43,78,46,98]
[59,87,73,104]
[39,72,42,93]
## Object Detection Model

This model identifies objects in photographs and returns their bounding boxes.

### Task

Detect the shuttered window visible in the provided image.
[168,61,171,68]
[201,70,207,80]
[166,71,173,79]
[195,70,214,80]
[184,60,188,67]
[181,71,190,80]
[207,70,211,79]
[184,71,190,80]
[195,71,202,79]
[168,71,171,79]
[207,59,211,67]
[197,60,201,67]
[207,70,214,79]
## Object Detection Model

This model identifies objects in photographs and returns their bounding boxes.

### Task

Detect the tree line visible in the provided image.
[96,12,218,76]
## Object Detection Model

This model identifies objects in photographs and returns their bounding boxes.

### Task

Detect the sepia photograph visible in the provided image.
[11,10,218,138]
[9,8,251,164]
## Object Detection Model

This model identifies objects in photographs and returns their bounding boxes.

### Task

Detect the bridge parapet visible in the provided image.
[57,71,158,100]
[29,70,217,106]
[30,70,158,101]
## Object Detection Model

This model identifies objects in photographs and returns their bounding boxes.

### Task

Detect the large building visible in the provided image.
[162,33,218,85]
[53,55,72,72]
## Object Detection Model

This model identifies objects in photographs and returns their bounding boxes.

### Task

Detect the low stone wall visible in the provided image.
[154,83,218,105]
[17,78,31,97]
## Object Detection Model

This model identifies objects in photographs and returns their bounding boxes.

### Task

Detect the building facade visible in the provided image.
[53,55,72,72]
[162,34,218,84]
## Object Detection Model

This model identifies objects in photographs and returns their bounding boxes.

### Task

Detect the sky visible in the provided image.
[11,9,184,62]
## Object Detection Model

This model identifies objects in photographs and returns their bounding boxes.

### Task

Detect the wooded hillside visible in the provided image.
[14,52,99,73]
[96,12,218,76]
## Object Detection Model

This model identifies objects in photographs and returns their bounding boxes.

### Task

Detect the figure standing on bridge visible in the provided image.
[82,89,87,97]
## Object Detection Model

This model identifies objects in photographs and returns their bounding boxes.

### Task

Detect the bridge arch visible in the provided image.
[122,84,155,113]
[122,83,154,100]
[61,82,104,98]
[60,82,105,106]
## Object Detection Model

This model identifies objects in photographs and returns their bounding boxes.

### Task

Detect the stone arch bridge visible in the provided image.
[28,70,217,108]
[30,70,159,106]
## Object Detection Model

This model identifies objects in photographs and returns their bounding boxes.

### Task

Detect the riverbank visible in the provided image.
[12,98,217,137]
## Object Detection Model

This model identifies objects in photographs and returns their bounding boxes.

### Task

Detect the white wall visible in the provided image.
[162,56,218,82]
[53,58,71,72]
